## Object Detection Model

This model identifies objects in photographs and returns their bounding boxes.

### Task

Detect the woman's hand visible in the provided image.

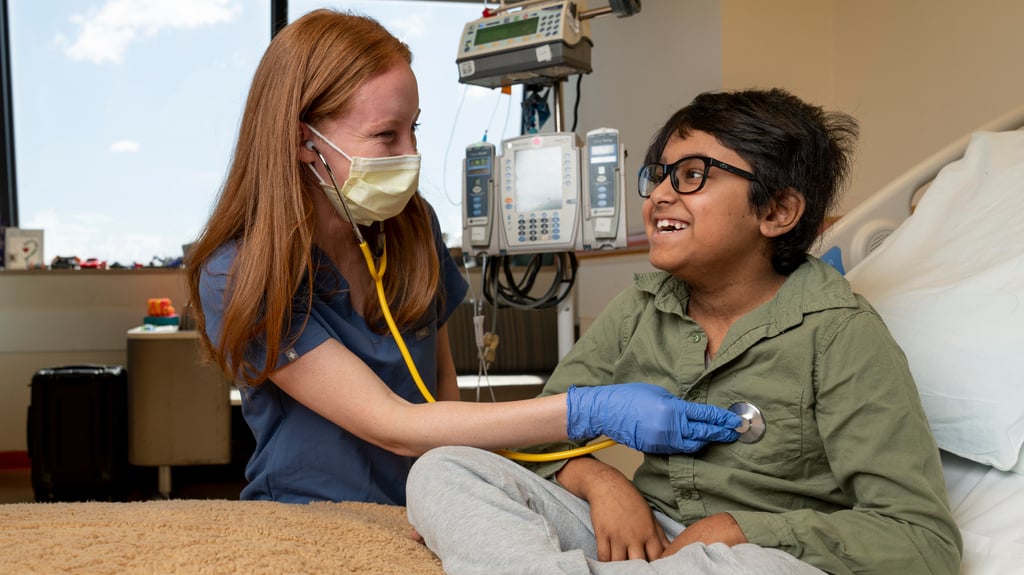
[566,383,743,453]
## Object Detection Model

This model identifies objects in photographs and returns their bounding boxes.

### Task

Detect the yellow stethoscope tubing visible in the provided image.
[359,239,616,462]
[312,143,614,463]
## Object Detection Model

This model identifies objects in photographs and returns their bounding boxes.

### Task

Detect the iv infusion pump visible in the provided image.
[500,132,582,254]
[581,128,627,250]
[462,141,497,251]
[462,128,627,257]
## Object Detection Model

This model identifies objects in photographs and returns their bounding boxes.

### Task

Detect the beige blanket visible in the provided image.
[0,499,444,574]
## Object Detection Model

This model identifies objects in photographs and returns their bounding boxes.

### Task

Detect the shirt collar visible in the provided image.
[632,256,860,332]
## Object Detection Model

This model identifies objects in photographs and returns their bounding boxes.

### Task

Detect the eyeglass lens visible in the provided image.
[639,157,709,197]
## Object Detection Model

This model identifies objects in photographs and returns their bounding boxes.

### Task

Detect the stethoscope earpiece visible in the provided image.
[305,140,316,151]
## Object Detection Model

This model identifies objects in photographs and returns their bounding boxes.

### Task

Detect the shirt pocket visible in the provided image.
[716,376,807,465]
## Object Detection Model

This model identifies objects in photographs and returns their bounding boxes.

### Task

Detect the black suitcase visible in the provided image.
[27,364,129,502]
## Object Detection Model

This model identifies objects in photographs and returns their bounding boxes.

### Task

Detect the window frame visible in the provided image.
[0,0,17,228]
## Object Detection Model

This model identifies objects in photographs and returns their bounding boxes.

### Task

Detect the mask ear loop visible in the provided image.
[308,142,388,282]
[308,142,365,244]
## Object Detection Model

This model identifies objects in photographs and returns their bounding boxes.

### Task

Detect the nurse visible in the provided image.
[184,9,741,505]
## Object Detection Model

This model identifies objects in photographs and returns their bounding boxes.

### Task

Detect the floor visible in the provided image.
[0,463,248,504]
[0,468,34,504]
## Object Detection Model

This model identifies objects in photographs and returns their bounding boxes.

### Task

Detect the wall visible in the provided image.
[721,0,1024,213]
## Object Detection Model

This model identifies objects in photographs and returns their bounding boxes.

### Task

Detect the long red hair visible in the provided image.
[186,9,440,386]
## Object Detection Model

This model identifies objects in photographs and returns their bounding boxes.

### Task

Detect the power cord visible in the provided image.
[482,252,577,310]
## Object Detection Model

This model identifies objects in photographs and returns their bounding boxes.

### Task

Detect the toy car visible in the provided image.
[50,256,81,270]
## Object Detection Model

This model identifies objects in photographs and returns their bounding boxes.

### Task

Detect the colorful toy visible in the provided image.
[144,298,179,327]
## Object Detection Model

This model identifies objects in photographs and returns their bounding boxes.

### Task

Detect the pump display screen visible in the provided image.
[514,146,563,212]
[474,17,540,45]
[467,156,490,176]
[589,143,617,164]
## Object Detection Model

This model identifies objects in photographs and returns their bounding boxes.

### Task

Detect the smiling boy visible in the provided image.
[407,88,962,575]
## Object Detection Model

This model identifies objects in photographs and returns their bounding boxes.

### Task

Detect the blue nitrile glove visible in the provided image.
[566,383,743,454]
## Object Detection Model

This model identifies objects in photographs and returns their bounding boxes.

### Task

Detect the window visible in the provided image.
[6,0,519,266]
[8,0,267,266]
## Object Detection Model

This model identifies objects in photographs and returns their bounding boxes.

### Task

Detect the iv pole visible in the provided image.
[484,0,642,359]
[549,80,576,360]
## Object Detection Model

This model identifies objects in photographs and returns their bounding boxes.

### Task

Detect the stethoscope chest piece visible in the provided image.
[728,401,766,443]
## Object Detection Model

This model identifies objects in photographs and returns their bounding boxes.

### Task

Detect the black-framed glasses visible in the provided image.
[638,155,759,198]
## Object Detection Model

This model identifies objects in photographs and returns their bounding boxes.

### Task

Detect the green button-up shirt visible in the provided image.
[528,257,962,575]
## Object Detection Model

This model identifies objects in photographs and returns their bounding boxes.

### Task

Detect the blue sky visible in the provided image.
[9,0,518,265]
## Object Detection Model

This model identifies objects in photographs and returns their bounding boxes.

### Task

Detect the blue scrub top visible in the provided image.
[199,210,468,504]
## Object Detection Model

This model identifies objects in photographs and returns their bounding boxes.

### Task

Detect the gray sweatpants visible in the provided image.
[406,446,826,575]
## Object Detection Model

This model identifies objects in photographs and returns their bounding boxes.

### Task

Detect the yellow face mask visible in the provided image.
[305,123,421,226]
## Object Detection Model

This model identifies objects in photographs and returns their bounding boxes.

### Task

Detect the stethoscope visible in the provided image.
[307,141,766,460]
[729,402,766,444]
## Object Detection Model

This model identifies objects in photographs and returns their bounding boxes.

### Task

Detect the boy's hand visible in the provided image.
[556,457,669,562]
[566,383,743,453]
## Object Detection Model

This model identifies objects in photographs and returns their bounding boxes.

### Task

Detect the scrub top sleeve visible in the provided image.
[275,307,332,366]
[231,291,333,379]
[200,242,334,377]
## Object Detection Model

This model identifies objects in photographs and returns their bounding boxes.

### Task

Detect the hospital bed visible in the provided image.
[813,103,1024,574]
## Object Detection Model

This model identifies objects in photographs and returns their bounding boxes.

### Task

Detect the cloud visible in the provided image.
[110,140,140,153]
[64,0,243,64]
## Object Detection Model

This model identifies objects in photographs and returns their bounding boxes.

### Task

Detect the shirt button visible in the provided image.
[690,334,701,343]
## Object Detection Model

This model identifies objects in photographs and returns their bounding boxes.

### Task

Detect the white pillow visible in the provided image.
[846,131,1024,472]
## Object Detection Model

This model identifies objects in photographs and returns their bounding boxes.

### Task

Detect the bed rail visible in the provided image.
[813,102,1024,273]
